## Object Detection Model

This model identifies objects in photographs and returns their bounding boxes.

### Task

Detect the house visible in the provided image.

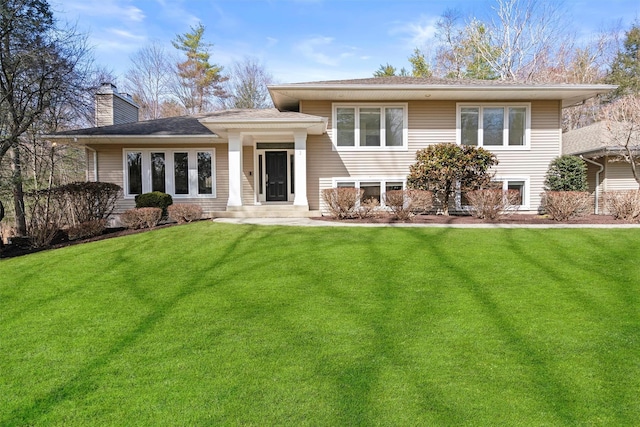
[563,121,640,214]
[50,78,615,220]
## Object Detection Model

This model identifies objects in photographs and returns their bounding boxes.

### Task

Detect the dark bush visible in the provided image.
[135,191,173,216]
[544,156,588,191]
[57,181,122,225]
[66,219,108,240]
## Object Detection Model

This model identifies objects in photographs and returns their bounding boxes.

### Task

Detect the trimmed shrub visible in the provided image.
[58,182,122,225]
[466,189,520,221]
[168,204,203,224]
[542,191,591,221]
[135,192,173,216]
[383,189,434,220]
[407,143,498,215]
[603,190,640,222]
[322,187,364,219]
[66,219,108,240]
[121,207,162,229]
[544,156,588,191]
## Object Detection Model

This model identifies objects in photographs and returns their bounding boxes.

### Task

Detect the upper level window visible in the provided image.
[458,104,530,148]
[334,104,407,149]
[124,149,216,198]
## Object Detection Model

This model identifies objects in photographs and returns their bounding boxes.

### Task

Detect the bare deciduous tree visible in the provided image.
[125,42,176,120]
[0,0,93,235]
[469,0,568,81]
[600,95,640,187]
[219,57,274,110]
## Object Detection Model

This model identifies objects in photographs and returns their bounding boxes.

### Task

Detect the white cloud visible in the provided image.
[54,0,145,22]
[389,15,439,48]
[266,37,279,48]
[294,36,338,66]
[107,28,147,41]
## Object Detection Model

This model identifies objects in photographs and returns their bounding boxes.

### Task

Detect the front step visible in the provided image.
[211,205,321,218]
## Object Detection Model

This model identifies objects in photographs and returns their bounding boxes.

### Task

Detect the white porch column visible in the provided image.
[293,129,308,207]
[227,131,243,207]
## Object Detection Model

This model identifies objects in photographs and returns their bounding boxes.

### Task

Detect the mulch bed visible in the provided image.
[0,222,181,259]
[313,213,632,225]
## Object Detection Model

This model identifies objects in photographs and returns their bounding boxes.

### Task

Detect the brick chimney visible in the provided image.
[95,83,139,127]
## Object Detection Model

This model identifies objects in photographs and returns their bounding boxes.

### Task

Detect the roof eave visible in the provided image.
[268,84,618,111]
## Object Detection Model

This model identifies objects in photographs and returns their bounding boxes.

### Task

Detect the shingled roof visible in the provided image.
[54,115,216,137]
[563,121,640,158]
[51,109,326,138]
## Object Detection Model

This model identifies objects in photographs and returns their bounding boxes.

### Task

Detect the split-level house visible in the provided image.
[50,78,615,219]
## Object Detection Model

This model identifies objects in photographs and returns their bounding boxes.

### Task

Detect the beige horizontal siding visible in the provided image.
[88,142,228,216]
[242,146,255,205]
[302,99,562,212]
[492,101,562,210]
[604,159,639,191]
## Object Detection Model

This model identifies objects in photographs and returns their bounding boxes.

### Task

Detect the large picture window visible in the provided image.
[458,104,530,148]
[334,104,407,149]
[124,149,216,198]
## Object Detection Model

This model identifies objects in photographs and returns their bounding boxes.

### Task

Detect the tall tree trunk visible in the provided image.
[11,146,27,236]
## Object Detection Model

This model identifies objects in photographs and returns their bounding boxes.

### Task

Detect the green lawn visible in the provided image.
[1,222,639,426]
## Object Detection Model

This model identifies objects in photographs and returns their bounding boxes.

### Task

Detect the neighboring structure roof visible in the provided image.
[50,109,327,141]
[563,122,608,156]
[268,76,617,111]
[563,121,640,158]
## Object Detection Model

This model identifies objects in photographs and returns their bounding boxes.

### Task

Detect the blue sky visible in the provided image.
[50,0,639,84]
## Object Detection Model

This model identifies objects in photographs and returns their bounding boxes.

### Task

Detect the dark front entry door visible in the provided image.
[266,151,288,201]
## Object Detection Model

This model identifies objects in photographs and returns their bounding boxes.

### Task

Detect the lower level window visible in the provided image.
[334,179,405,207]
[494,179,527,207]
[125,149,216,197]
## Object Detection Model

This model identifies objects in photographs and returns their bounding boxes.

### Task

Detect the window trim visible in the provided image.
[456,103,531,150]
[492,176,530,209]
[332,103,408,151]
[123,148,216,199]
[331,177,406,208]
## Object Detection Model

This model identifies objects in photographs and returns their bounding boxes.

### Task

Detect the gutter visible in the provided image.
[581,156,604,214]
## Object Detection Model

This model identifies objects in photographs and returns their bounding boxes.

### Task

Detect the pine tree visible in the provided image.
[172,23,227,113]
[607,23,640,96]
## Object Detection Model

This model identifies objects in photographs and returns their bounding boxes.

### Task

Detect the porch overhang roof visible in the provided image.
[198,116,327,138]
[268,80,617,110]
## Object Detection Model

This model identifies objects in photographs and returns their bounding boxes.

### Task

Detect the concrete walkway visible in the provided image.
[213,217,640,228]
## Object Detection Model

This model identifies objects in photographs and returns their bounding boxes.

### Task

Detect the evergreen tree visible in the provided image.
[607,23,640,96]
[408,48,432,78]
[172,23,227,113]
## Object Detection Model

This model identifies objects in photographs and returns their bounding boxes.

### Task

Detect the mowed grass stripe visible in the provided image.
[1,222,638,425]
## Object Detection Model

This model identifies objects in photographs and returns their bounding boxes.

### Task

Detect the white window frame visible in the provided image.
[492,176,530,209]
[123,148,216,199]
[332,103,408,151]
[456,103,531,150]
[331,177,406,208]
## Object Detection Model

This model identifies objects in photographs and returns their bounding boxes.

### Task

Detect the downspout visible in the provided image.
[581,156,603,214]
